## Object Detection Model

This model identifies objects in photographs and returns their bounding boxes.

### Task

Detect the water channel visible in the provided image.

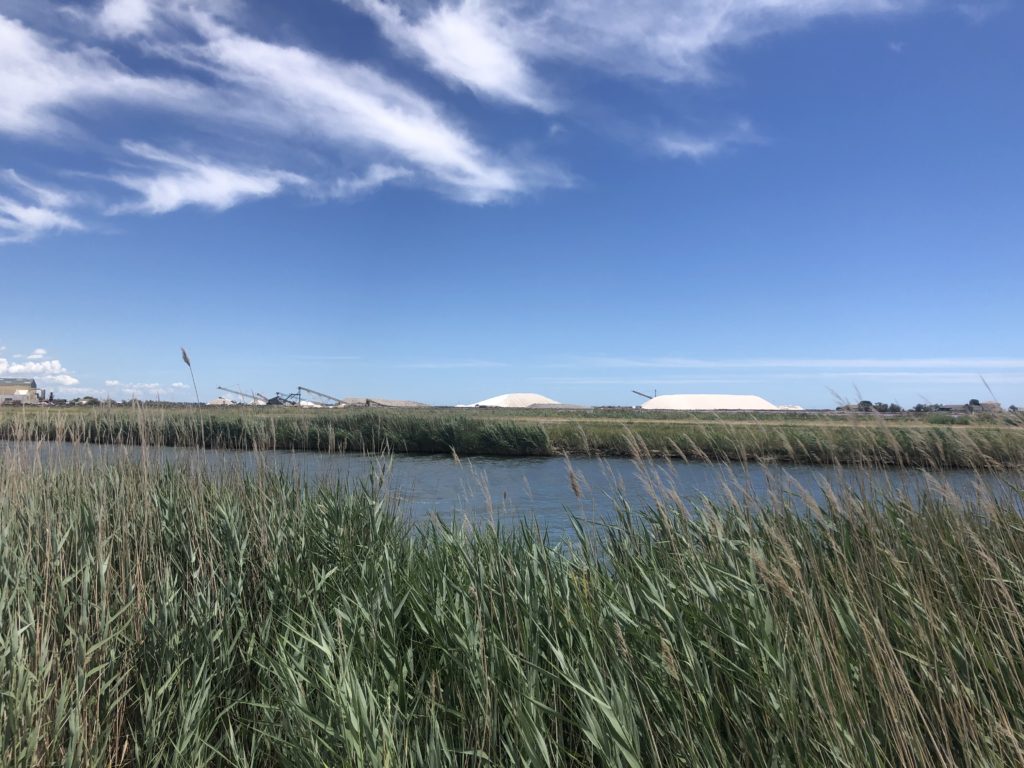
[5,440,1019,539]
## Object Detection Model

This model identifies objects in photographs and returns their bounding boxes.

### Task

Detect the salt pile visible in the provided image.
[641,394,779,411]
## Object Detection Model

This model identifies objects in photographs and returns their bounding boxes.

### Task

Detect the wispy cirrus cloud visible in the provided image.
[532,0,923,83]
[346,0,921,110]
[92,0,240,37]
[955,1,1008,24]
[347,0,556,111]
[100,379,189,398]
[3,170,74,209]
[97,0,155,37]
[0,170,82,243]
[333,164,413,198]
[399,360,511,369]
[657,119,761,160]
[109,142,308,214]
[0,195,82,243]
[571,357,1024,370]
[181,13,544,203]
[540,372,1024,388]
[0,13,202,137]
[0,0,929,245]
[0,1,560,244]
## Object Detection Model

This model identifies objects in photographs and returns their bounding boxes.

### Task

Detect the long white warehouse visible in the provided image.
[641,394,780,411]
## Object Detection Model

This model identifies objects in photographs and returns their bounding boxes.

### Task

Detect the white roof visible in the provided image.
[466,392,560,408]
[641,394,779,411]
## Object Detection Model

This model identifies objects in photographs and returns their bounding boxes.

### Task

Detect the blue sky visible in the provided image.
[1,0,1021,408]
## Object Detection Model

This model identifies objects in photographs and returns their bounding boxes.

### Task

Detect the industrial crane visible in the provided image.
[266,392,300,406]
[217,386,268,405]
[298,386,343,407]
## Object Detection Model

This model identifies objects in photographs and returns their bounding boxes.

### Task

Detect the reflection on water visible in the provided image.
[3,441,1019,539]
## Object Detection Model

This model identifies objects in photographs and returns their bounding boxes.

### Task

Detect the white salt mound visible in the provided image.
[641,394,780,411]
[468,393,560,408]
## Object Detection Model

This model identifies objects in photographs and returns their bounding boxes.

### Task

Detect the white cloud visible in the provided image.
[0,171,82,242]
[0,352,79,387]
[109,142,308,214]
[0,13,203,137]
[2,170,73,209]
[349,0,555,111]
[60,380,192,399]
[657,119,760,160]
[401,359,511,369]
[112,381,186,398]
[93,0,242,37]
[95,378,193,399]
[98,0,155,37]
[0,193,82,243]
[572,357,1024,370]
[0,358,64,375]
[180,15,536,203]
[542,372,1024,389]
[0,0,927,242]
[45,373,80,386]
[543,0,921,82]
[955,1,1008,23]
[334,164,413,197]
[347,0,921,108]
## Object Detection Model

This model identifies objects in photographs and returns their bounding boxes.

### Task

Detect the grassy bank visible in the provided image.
[2,443,1024,766]
[1,404,1023,468]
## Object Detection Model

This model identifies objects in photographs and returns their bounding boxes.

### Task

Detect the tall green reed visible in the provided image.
[2,428,1024,766]
[1,404,1022,468]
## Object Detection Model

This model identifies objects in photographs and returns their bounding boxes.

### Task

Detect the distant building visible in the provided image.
[0,378,42,404]
[337,396,428,408]
[939,401,1002,414]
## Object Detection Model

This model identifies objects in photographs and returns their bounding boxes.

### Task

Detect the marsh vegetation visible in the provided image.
[3,413,1024,765]
[1,404,1022,468]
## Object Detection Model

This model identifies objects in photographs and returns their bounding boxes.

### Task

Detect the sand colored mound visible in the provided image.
[338,397,427,408]
[641,394,779,411]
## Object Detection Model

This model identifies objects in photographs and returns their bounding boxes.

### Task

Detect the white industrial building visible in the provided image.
[0,378,42,404]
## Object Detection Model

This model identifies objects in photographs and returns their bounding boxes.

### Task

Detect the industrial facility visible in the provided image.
[208,385,427,409]
[0,378,43,405]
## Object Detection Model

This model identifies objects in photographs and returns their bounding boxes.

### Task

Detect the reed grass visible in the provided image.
[1,404,1022,468]
[3,423,1024,766]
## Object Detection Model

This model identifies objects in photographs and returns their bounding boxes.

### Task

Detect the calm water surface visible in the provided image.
[4,441,1018,538]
